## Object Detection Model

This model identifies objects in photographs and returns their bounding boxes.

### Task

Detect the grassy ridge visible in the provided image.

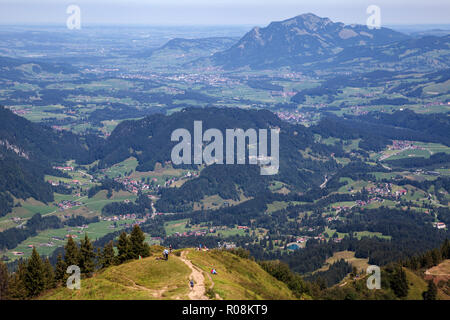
[187,249,296,300]
[41,247,191,300]
[40,247,296,300]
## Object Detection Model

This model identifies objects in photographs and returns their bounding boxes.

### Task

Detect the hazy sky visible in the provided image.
[0,0,449,26]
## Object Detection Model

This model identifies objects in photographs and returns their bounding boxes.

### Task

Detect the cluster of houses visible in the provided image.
[114,177,152,194]
[174,230,208,237]
[57,200,83,210]
[365,183,408,200]
[276,111,312,124]
[173,225,238,238]
[113,171,197,194]
[10,217,22,224]
[434,222,447,229]
[390,140,423,151]
[101,213,147,222]
[394,189,408,198]
[332,205,352,213]
[355,197,384,207]
[276,111,304,122]
[165,72,239,87]
[53,166,74,171]
[165,171,199,188]
[367,183,392,196]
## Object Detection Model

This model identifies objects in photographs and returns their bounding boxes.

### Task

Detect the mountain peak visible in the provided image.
[212,12,409,69]
[279,13,333,28]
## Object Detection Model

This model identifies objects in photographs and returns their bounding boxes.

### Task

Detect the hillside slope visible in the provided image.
[40,247,296,300]
[0,106,102,216]
[212,13,407,69]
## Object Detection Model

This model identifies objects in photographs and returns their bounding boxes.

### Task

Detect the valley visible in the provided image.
[0,11,449,301]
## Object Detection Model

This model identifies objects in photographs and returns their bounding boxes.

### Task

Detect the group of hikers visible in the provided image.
[197,244,209,251]
[162,245,172,260]
[160,244,218,291]
[189,269,217,291]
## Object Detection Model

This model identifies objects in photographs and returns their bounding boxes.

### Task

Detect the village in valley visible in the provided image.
[2,132,449,262]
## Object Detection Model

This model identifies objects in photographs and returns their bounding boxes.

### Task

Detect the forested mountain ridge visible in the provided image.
[0,106,102,164]
[211,13,408,69]
[97,107,341,211]
[0,106,103,216]
[209,13,450,73]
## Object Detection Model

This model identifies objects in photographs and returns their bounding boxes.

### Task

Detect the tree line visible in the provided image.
[0,224,150,300]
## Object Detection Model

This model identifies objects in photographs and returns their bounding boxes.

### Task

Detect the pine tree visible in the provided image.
[420,252,432,268]
[79,234,95,276]
[390,265,409,298]
[43,257,56,290]
[101,241,115,268]
[64,236,80,267]
[422,280,437,300]
[431,248,442,266]
[117,231,131,263]
[0,261,9,300]
[55,253,67,284]
[24,247,46,297]
[129,225,150,259]
[94,247,102,270]
[441,239,450,259]
[7,261,27,299]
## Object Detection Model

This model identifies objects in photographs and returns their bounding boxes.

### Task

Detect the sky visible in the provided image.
[0,0,449,26]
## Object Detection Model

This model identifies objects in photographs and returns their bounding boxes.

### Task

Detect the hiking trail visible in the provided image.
[112,269,169,299]
[180,250,209,300]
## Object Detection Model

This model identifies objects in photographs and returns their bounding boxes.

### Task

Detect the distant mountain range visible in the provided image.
[180,13,448,72]
[134,37,238,64]
[156,37,238,52]
[210,13,408,70]
[410,29,450,38]
[316,34,450,73]
[0,106,101,216]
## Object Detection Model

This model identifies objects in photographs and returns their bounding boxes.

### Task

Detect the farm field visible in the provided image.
[4,219,137,262]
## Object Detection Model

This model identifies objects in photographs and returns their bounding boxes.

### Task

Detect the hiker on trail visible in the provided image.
[163,249,169,260]
[211,268,217,275]
[189,279,194,290]
[169,244,172,253]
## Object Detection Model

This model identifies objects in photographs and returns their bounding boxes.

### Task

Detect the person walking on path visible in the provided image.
[189,279,194,290]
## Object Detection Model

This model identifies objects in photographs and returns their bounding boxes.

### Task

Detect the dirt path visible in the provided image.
[206,272,223,300]
[320,175,328,189]
[180,251,208,300]
[121,273,167,298]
